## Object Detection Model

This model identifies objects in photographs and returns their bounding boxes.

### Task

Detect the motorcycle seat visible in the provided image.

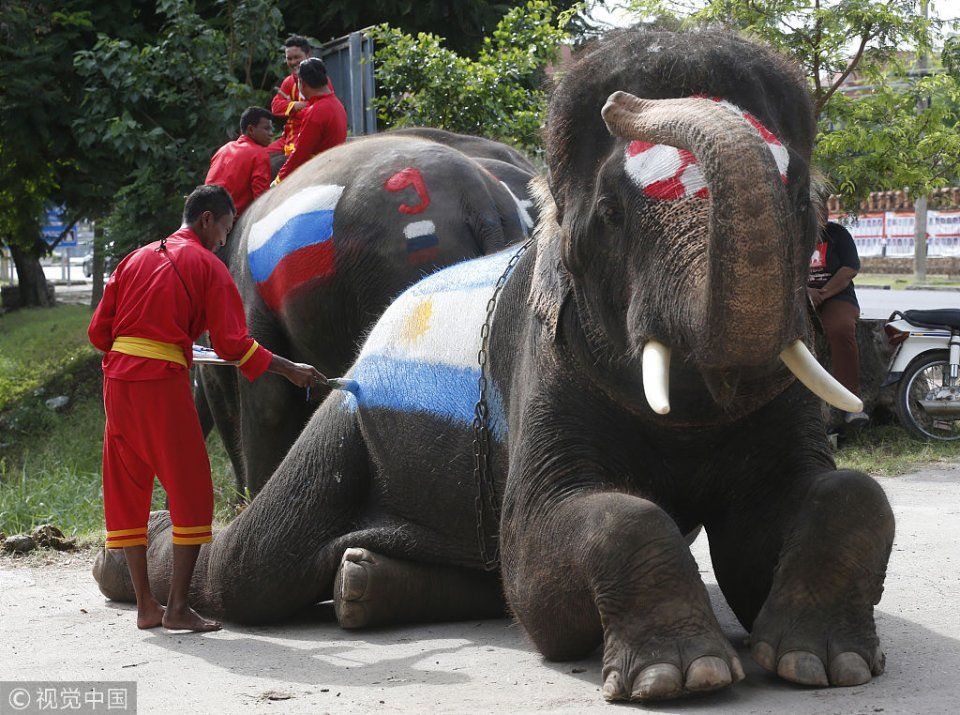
[903,309,960,331]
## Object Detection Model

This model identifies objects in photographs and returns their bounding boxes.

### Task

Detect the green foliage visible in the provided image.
[0,305,237,538]
[371,0,580,153]
[836,424,960,477]
[277,0,585,56]
[626,0,933,116]
[73,0,283,255]
[817,73,960,206]
[0,305,96,411]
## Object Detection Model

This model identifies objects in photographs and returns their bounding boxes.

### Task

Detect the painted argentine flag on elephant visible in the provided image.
[346,249,516,438]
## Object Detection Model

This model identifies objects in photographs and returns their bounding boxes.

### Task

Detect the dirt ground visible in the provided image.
[2,466,958,714]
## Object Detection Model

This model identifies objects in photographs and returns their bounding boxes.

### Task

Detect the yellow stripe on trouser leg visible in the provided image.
[106,527,148,537]
[106,537,148,549]
[171,535,213,545]
[171,524,213,534]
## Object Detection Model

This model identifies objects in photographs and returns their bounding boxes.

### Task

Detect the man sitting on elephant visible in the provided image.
[205,107,273,216]
[275,58,347,183]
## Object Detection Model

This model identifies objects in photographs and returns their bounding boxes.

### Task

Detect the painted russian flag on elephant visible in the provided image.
[346,249,517,438]
[247,184,345,310]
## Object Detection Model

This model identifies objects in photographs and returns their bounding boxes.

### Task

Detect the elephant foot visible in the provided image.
[333,547,504,629]
[750,597,885,687]
[601,626,745,702]
[92,547,135,602]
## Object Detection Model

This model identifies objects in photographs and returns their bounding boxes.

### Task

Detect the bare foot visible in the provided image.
[162,606,221,632]
[136,600,165,630]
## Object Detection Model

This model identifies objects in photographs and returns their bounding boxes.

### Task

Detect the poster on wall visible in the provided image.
[833,211,960,257]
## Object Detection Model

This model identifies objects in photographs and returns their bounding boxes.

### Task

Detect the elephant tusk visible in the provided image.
[642,340,671,415]
[779,340,863,412]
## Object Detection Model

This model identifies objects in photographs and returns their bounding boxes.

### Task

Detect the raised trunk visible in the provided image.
[602,93,800,367]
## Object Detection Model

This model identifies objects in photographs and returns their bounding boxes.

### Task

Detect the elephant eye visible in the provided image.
[596,195,622,226]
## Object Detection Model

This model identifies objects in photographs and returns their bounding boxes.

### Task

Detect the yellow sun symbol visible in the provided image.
[400,297,433,345]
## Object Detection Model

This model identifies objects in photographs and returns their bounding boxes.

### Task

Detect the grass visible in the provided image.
[857,273,960,290]
[835,424,960,476]
[0,305,239,541]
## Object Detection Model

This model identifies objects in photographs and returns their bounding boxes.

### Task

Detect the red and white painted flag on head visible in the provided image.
[623,97,789,202]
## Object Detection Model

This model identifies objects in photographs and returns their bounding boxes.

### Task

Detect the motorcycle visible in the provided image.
[883,309,960,441]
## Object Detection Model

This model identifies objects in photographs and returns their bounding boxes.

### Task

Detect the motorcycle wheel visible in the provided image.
[896,350,960,441]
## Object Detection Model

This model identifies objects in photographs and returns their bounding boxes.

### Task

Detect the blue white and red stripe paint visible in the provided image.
[342,249,517,438]
[247,184,345,310]
[404,219,439,264]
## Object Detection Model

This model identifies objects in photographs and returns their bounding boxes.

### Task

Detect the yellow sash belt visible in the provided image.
[111,336,187,367]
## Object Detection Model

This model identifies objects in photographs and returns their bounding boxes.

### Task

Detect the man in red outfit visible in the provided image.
[88,185,323,632]
[275,58,347,183]
[205,107,273,215]
[267,35,311,156]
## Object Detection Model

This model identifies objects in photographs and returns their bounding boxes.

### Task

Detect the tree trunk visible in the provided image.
[9,240,53,308]
[91,224,105,307]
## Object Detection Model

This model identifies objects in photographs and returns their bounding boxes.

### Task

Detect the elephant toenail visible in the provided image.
[602,671,625,701]
[339,560,368,601]
[829,652,872,686]
[777,651,829,686]
[632,663,683,700]
[871,646,886,676]
[685,656,732,691]
[751,640,776,671]
[343,547,367,562]
[730,656,746,682]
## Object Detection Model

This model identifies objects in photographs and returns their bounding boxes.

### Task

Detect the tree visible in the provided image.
[277,0,586,56]
[371,0,581,154]
[73,0,284,257]
[0,0,161,307]
[626,1,933,117]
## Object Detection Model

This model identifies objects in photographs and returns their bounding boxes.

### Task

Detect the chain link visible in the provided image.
[472,239,533,570]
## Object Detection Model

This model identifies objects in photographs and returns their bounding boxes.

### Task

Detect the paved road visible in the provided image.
[2,467,958,714]
[858,287,959,320]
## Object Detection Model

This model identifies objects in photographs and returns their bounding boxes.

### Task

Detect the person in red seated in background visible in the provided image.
[267,35,312,157]
[205,107,273,216]
[275,58,347,183]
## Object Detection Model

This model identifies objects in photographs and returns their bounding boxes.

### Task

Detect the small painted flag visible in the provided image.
[624,97,789,202]
[404,219,439,265]
[247,184,345,311]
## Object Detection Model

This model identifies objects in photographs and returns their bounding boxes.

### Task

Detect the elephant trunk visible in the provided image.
[602,91,799,368]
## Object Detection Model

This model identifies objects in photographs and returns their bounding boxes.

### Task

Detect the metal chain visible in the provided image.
[472,238,533,570]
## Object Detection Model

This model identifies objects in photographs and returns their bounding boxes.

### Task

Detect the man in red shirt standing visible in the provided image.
[276,58,347,183]
[205,107,273,216]
[267,35,312,156]
[88,185,322,631]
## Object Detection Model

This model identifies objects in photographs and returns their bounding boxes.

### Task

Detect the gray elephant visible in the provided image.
[96,28,894,703]
[201,133,536,496]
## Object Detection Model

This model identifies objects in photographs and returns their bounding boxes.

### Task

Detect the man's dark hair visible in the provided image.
[240,106,273,134]
[184,185,235,224]
[298,57,328,89]
[284,35,311,54]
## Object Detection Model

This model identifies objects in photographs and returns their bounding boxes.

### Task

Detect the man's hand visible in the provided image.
[807,287,825,308]
[291,101,308,113]
[268,355,325,387]
[284,362,324,388]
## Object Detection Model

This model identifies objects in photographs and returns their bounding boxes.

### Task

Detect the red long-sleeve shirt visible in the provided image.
[88,227,272,382]
[276,92,347,182]
[267,73,303,155]
[205,135,271,215]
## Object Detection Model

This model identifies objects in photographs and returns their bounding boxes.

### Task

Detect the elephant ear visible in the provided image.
[527,176,571,339]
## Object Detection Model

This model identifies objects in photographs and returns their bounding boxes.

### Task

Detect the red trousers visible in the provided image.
[818,298,861,397]
[102,375,213,548]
